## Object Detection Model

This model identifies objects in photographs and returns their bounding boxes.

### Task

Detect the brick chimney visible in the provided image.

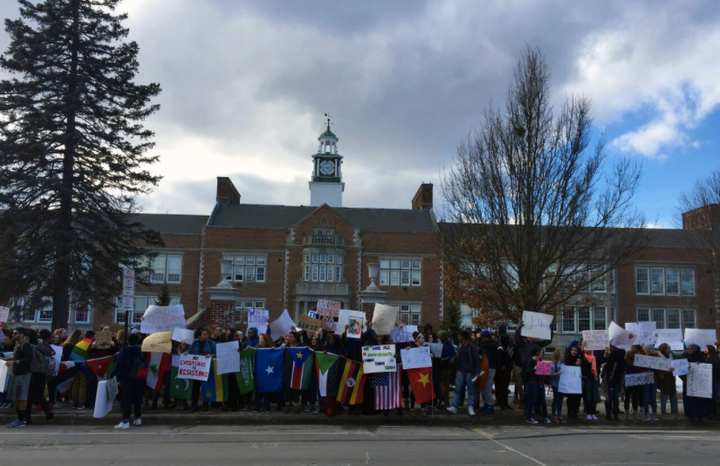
[412,183,433,210]
[682,204,720,230]
[216,177,241,206]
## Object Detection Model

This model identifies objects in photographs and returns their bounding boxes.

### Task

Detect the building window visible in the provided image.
[397,304,421,325]
[666,268,679,295]
[636,307,650,322]
[636,266,695,296]
[682,309,696,329]
[577,308,591,332]
[639,308,696,330]
[380,258,422,287]
[651,268,665,295]
[150,254,183,284]
[592,307,606,330]
[560,306,611,333]
[37,305,53,323]
[561,306,576,333]
[667,309,681,329]
[74,302,90,324]
[635,267,649,295]
[652,308,666,329]
[681,269,695,296]
[114,295,180,324]
[224,254,267,283]
[304,254,343,283]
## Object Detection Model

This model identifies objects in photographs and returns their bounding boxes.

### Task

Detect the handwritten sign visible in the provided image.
[298,314,323,332]
[372,304,399,335]
[655,329,683,351]
[172,328,195,344]
[672,358,688,377]
[634,354,673,372]
[216,341,240,375]
[536,361,552,376]
[362,344,397,374]
[400,346,432,369]
[248,309,269,334]
[140,304,186,334]
[390,325,416,343]
[316,299,341,331]
[625,372,655,387]
[95,331,113,347]
[687,363,712,398]
[428,343,443,358]
[684,329,717,349]
[625,322,657,346]
[558,364,582,394]
[608,321,637,350]
[582,330,608,351]
[178,354,211,381]
[141,331,172,353]
[521,311,553,340]
[0,306,9,323]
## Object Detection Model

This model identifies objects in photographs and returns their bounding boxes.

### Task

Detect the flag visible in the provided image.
[236,347,256,395]
[71,338,93,362]
[406,367,435,404]
[315,352,341,397]
[336,360,366,405]
[373,369,401,410]
[256,348,284,393]
[202,358,229,402]
[284,347,314,390]
[147,352,171,391]
[55,362,78,396]
[85,355,113,380]
[170,355,192,400]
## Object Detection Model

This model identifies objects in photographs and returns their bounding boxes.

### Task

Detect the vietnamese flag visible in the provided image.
[406,367,435,404]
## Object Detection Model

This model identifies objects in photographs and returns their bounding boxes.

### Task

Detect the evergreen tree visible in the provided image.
[0,0,163,329]
[440,302,462,336]
[155,283,171,306]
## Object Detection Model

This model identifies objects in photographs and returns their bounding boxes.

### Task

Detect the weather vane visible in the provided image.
[324,112,333,128]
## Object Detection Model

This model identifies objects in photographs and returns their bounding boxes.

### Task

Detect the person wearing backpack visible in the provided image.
[24,329,54,424]
[110,333,145,429]
[4,327,34,428]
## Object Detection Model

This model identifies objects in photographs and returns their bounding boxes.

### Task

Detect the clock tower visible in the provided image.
[309,115,344,207]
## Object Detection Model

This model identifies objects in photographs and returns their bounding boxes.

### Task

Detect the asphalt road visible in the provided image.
[0,424,717,465]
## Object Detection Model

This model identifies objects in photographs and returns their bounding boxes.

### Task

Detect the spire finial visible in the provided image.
[324,112,332,130]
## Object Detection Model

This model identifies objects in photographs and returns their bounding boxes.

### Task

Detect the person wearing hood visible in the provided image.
[245,327,260,348]
[495,333,513,411]
[657,343,679,420]
[682,344,711,421]
[563,341,583,420]
[580,341,601,420]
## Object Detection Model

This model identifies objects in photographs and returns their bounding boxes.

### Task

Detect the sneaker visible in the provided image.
[468,406,475,416]
[653,414,659,422]
[133,418,142,426]
[447,406,458,414]
[306,405,315,413]
[313,407,321,414]
[53,401,65,409]
[545,417,552,424]
[7,419,26,428]
[645,414,651,422]
[482,405,494,414]
[559,417,567,423]
[253,410,260,414]
[591,415,598,420]
[526,418,538,425]
[46,411,54,423]
[76,405,86,410]
[587,415,593,420]
[114,421,130,430]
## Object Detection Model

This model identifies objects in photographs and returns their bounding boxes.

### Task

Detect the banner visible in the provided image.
[178,354,211,381]
[582,330,608,351]
[654,329,684,351]
[608,321,637,350]
[141,331,173,353]
[316,299,341,331]
[634,354,673,372]
[672,358,688,376]
[269,309,296,338]
[216,341,240,375]
[684,329,717,349]
[170,355,192,400]
[400,346,432,369]
[172,328,195,344]
[372,304,398,335]
[687,363,713,398]
[536,361,552,376]
[248,309,269,334]
[520,311,553,340]
[625,372,655,387]
[298,314,322,332]
[625,322,657,346]
[140,304,186,334]
[362,344,397,374]
[558,364,581,394]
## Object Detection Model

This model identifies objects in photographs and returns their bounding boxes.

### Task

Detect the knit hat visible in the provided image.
[642,343,655,353]
[481,330,493,338]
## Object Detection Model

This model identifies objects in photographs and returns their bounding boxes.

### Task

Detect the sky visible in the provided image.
[1,0,719,228]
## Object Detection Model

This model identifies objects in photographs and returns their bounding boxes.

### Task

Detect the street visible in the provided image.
[0,424,717,465]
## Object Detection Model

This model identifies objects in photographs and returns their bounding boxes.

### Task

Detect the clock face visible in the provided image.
[319,160,335,176]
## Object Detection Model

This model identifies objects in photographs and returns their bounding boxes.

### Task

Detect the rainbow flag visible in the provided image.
[201,358,228,403]
[70,338,92,362]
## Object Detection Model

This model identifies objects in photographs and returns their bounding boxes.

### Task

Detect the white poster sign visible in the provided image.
[140,304,186,334]
[520,311,553,340]
[172,328,195,344]
[687,363,713,398]
[336,309,367,334]
[672,358,688,377]
[625,372,655,387]
[50,344,63,376]
[372,304,399,335]
[684,329,717,350]
[400,346,432,369]
[0,361,8,393]
[428,343,444,358]
[558,364,582,394]
[634,354,673,372]
[654,329,684,351]
[362,344,397,374]
[178,354,212,381]
[216,341,240,375]
[93,377,119,419]
[247,309,270,334]
[390,325,417,343]
[268,309,296,338]
[608,321,637,350]
[582,330,608,351]
[625,322,657,346]
[0,306,9,323]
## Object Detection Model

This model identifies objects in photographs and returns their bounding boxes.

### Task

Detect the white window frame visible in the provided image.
[681,269,695,296]
[114,295,180,324]
[665,268,680,296]
[396,303,422,326]
[380,258,422,287]
[236,300,267,325]
[224,254,267,284]
[650,268,665,295]
[150,254,183,284]
[635,267,649,295]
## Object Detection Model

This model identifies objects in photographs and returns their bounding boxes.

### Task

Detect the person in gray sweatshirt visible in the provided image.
[447,330,481,416]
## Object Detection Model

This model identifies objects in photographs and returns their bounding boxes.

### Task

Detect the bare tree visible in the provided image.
[679,169,720,332]
[440,48,647,323]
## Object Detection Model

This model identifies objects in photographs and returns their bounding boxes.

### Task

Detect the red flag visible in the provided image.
[406,367,435,405]
[85,356,113,379]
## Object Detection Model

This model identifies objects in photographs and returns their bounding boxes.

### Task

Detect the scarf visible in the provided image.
[584,351,598,380]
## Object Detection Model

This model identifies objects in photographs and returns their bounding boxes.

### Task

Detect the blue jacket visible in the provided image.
[110,345,142,383]
[550,360,562,389]
[189,339,216,356]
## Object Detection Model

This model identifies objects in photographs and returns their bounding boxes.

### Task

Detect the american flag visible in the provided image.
[373,369,401,410]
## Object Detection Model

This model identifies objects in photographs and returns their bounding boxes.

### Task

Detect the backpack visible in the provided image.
[29,344,46,374]
[130,350,149,379]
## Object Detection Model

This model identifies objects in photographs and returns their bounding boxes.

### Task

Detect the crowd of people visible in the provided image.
[1,320,719,429]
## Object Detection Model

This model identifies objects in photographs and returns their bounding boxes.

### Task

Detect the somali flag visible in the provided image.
[201,358,228,403]
[256,348,284,393]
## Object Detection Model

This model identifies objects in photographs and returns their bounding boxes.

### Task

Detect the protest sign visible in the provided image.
[625,372,655,387]
[582,330,608,351]
[93,377,119,419]
[372,303,399,335]
[634,354,673,372]
[400,346,432,369]
[172,328,195,344]
[178,354,212,381]
[0,306,9,323]
[140,304,186,334]
[608,321,637,350]
[336,309,366,334]
[50,344,63,375]
[536,361,552,376]
[428,343,443,358]
[362,344,397,374]
[247,309,269,334]
[0,361,8,393]
[390,325,417,343]
[687,363,713,398]
[316,299,341,331]
[520,311,553,340]
[216,341,240,375]
[654,329,684,351]
[141,331,172,353]
[298,314,322,332]
[625,322,657,346]
[95,330,113,347]
[672,358,688,377]
[684,329,717,349]
[558,364,582,394]
[269,309,296,338]
[347,317,364,339]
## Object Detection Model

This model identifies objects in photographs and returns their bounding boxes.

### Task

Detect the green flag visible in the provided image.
[170,366,192,400]
[236,347,256,394]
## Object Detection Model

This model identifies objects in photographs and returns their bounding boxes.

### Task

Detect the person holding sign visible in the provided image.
[522,347,551,424]
[563,342,583,420]
[682,344,712,421]
[602,346,626,422]
[110,333,144,430]
[656,343,679,420]
[705,345,720,419]
[624,348,643,421]
[580,342,601,420]
[640,344,659,421]
[549,349,566,422]
[178,328,217,412]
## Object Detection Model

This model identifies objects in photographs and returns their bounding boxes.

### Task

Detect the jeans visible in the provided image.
[121,379,143,422]
[583,378,599,415]
[660,392,678,414]
[524,383,547,420]
[254,392,272,411]
[481,368,496,407]
[551,387,564,417]
[452,371,475,409]
[643,382,657,416]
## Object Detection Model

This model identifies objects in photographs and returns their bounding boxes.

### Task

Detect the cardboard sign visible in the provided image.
[172,328,195,344]
[95,331,113,347]
[178,354,212,381]
[558,364,582,394]
[520,311,553,340]
[0,306,9,323]
[362,344,397,374]
[608,321,637,350]
[654,329,684,351]
[372,304,399,335]
[316,299,341,331]
[248,309,269,334]
[625,322,657,346]
[634,354,673,372]
[536,361,552,376]
[268,309,296,338]
[684,329,717,349]
[672,358,688,376]
[141,331,172,353]
[687,363,712,398]
[298,314,323,332]
[582,330,608,351]
[400,346,432,369]
[625,372,655,387]
[216,341,240,375]
[141,304,186,334]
